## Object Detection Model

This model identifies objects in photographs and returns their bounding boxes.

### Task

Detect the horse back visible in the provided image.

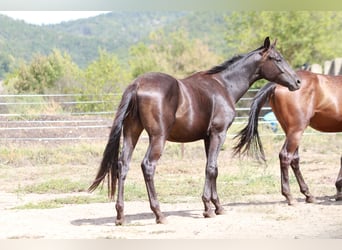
[270,70,342,133]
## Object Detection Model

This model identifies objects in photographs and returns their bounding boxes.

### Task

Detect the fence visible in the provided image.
[0,89,328,142]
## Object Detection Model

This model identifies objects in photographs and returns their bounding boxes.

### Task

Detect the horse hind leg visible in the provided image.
[290,148,315,203]
[141,135,167,224]
[115,120,143,225]
[335,156,342,201]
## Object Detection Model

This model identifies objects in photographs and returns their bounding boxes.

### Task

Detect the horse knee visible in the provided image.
[141,159,155,181]
[117,161,129,180]
[205,164,218,179]
[291,154,300,167]
[279,151,292,165]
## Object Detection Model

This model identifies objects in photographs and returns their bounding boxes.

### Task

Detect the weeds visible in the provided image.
[1,131,340,209]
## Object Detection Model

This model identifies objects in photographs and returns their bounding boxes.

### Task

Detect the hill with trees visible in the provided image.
[0,11,228,78]
[1,10,341,105]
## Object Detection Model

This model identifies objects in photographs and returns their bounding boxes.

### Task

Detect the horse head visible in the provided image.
[258,37,301,91]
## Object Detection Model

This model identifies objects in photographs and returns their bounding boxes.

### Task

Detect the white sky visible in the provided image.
[0,11,111,25]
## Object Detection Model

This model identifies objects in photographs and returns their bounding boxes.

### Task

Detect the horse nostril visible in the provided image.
[297,79,301,84]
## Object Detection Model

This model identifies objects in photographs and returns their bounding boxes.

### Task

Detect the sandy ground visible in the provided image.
[0,116,341,239]
[1,191,341,239]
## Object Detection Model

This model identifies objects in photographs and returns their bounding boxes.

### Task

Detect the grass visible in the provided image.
[13,195,108,209]
[15,179,88,194]
[0,143,103,167]
[1,128,340,209]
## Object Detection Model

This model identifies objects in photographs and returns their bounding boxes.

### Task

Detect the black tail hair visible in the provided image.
[88,84,137,199]
[233,82,277,161]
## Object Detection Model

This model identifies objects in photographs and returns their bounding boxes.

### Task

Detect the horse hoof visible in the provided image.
[305,196,316,203]
[115,218,125,226]
[215,207,226,215]
[156,217,168,224]
[203,210,216,218]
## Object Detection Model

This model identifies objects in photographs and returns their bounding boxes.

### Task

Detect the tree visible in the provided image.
[225,11,342,70]
[75,49,130,112]
[129,29,222,78]
[4,49,80,94]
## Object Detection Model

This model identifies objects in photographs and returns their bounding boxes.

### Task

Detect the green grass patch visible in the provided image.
[0,143,103,167]
[16,179,88,194]
[13,195,108,209]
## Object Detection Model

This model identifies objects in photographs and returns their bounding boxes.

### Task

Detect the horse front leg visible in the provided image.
[141,136,167,224]
[202,132,226,218]
[335,156,342,201]
[290,148,315,203]
[279,133,304,205]
[279,144,295,205]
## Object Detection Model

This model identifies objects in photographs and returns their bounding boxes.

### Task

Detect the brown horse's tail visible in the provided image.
[88,83,137,200]
[233,82,277,161]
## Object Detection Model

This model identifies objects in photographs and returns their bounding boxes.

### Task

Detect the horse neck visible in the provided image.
[219,55,261,103]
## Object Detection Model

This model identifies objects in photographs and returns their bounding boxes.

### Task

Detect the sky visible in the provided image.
[0,11,111,25]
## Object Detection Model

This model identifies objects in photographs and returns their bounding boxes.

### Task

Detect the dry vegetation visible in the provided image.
[0,123,341,238]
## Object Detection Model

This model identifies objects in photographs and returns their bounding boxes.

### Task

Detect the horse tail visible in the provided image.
[233,82,277,161]
[88,83,138,200]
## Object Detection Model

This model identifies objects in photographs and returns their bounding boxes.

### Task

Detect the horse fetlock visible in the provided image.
[156,216,168,224]
[335,179,342,192]
[115,216,125,226]
[283,194,296,206]
[335,192,342,201]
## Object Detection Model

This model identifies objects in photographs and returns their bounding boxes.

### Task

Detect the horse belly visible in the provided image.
[168,120,208,142]
[310,113,342,132]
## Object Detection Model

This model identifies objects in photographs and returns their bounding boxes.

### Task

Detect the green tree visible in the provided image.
[75,49,129,112]
[129,29,222,78]
[4,49,80,94]
[225,11,342,70]
[128,42,161,78]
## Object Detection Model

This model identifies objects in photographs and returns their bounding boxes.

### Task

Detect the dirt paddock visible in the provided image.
[1,191,341,239]
[0,118,341,239]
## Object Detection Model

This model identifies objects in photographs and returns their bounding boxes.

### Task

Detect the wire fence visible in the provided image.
[0,90,334,142]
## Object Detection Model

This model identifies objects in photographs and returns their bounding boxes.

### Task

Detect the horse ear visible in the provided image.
[271,38,277,48]
[263,37,270,50]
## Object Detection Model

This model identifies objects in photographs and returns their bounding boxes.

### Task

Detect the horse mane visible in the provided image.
[206,55,244,74]
[206,46,264,75]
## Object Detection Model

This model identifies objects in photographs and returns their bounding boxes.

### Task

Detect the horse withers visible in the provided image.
[89,37,301,225]
[234,70,342,205]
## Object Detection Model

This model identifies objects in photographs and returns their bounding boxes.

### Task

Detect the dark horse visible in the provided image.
[88,37,301,225]
[234,70,342,205]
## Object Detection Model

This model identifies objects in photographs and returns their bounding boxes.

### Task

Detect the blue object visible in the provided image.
[263,112,278,132]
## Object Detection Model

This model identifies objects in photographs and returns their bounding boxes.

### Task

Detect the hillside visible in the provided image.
[0,11,229,77]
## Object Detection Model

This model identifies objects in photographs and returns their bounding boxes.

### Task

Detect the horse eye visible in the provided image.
[269,56,281,62]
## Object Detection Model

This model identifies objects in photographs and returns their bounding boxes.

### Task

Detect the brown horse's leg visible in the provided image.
[290,148,315,203]
[115,120,143,225]
[141,135,167,224]
[202,132,226,218]
[279,132,302,205]
[279,129,305,205]
[279,146,293,205]
[335,156,342,201]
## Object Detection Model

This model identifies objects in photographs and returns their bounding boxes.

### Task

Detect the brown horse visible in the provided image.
[234,70,342,205]
[88,37,301,225]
